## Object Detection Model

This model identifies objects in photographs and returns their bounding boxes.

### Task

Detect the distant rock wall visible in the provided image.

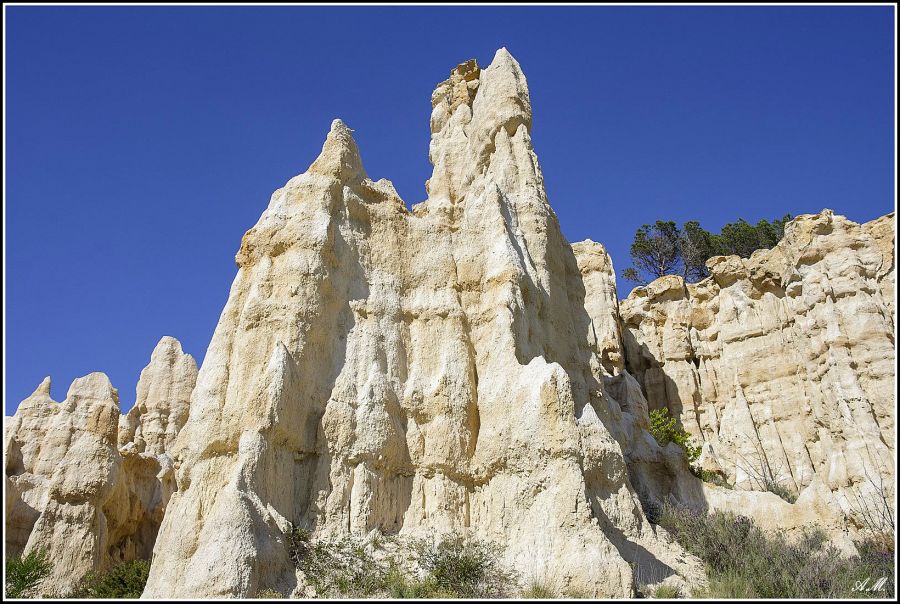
[4,337,196,595]
[618,210,895,539]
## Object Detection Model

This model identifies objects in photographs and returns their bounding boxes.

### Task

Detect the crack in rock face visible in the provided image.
[4,48,894,598]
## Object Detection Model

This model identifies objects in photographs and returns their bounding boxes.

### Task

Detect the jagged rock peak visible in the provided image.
[64,372,120,417]
[5,371,123,593]
[141,49,706,599]
[309,118,367,182]
[31,376,52,397]
[118,336,198,455]
[425,47,537,205]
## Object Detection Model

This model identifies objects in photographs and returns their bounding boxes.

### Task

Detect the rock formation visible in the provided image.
[142,49,702,598]
[119,337,197,456]
[4,48,895,599]
[4,337,196,595]
[617,210,896,543]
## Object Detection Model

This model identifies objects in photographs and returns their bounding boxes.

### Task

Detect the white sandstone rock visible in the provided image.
[143,49,704,598]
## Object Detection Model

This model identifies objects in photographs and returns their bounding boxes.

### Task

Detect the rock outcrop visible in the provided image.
[4,48,895,599]
[4,337,196,594]
[618,210,896,541]
[142,49,702,598]
[118,337,197,456]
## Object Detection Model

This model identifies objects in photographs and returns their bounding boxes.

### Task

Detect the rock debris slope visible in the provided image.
[142,49,701,598]
[4,337,196,594]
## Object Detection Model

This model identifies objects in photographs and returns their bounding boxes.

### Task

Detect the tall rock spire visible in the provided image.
[426,48,533,204]
[143,50,704,598]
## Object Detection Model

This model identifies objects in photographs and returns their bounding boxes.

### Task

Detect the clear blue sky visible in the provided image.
[5,6,895,414]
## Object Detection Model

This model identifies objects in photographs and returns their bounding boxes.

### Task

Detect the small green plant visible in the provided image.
[652,583,682,598]
[68,559,151,598]
[521,579,556,598]
[694,468,732,489]
[764,479,798,504]
[413,534,518,597]
[382,567,455,599]
[5,548,52,598]
[649,408,701,465]
[255,587,283,598]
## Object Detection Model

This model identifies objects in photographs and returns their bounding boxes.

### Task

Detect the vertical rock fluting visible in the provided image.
[617,210,895,539]
[142,49,702,598]
[4,337,196,594]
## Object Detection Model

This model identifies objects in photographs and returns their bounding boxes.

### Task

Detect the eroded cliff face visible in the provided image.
[618,210,896,540]
[142,49,702,598]
[4,337,196,594]
[5,49,894,600]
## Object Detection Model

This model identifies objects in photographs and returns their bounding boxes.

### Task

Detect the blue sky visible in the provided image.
[5,6,895,414]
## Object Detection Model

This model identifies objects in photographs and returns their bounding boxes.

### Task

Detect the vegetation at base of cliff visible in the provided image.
[285,526,518,598]
[521,580,557,598]
[412,535,518,597]
[66,559,151,598]
[287,526,388,596]
[649,583,683,598]
[658,504,895,598]
[621,215,792,285]
[5,549,52,598]
[649,408,702,466]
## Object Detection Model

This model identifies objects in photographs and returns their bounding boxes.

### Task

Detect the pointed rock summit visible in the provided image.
[309,118,367,182]
[35,376,51,395]
[118,336,198,455]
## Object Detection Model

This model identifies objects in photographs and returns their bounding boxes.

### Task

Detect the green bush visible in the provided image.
[5,549,52,598]
[652,583,682,598]
[412,535,518,598]
[763,479,798,504]
[694,468,732,489]
[287,527,387,597]
[286,525,519,598]
[67,559,151,598]
[521,580,556,598]
[649,408,701,465]
[382,569,455,599]
[659,504,895,598]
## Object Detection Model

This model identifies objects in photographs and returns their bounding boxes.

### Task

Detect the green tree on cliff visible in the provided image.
[621,214,792,286]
